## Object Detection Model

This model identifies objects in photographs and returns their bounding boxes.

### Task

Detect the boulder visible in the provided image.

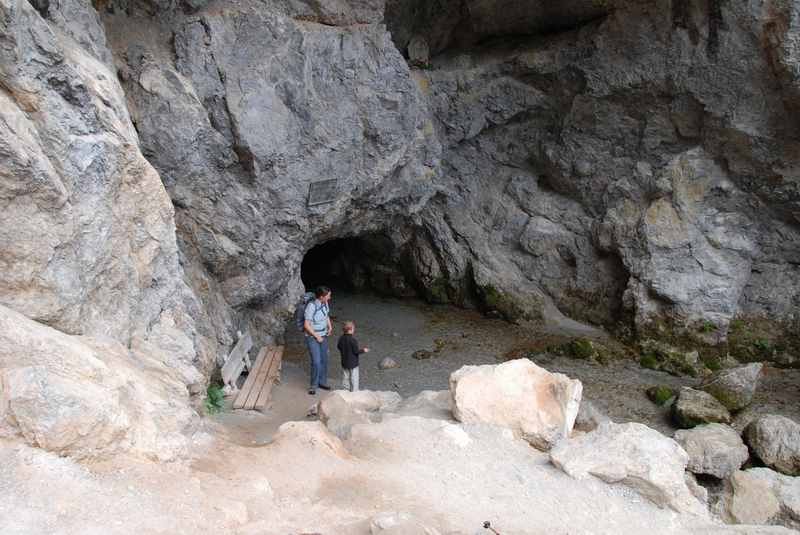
[573,400,611,433]
[744,415,800,476]
[449,359,582,450]
[725,468,800,530]
[378,357,400,370]
[672,387,732,428]
[318,390,402,439]
[673,423,749,479]
[701,363,763,411]
[549,422,706,516]
[0,305,193,461]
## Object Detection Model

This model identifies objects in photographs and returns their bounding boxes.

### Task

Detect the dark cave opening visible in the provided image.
[300,234,419,299]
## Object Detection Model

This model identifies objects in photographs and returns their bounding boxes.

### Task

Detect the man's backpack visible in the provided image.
[294,292,315,331]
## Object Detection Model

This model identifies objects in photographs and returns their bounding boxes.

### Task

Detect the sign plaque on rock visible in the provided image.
[307,179,339,207]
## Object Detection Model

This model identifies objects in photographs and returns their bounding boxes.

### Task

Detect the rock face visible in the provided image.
[86,0,800,346]
[549,422,706,516]
[744,415,800,476]
[450,359,582,450]
[0,305,193,461]
[0,0,212,382]
[725,468,800,530]
[673,423,749,479]
[702,363,763,411]
[100,0,439,346]
[673,387,732,428]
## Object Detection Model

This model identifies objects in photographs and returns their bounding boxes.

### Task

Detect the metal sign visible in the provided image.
[307,179,339,207]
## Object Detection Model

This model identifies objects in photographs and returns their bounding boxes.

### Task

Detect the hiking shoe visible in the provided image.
[308,389,316,395]
[318,384,332,391]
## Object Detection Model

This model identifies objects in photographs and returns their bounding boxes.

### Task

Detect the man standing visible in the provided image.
[304,286,333,395]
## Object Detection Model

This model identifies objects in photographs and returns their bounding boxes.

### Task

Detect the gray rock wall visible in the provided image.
[0,0,212,382]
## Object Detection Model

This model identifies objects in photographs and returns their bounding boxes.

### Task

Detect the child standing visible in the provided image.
[336,320,369,392]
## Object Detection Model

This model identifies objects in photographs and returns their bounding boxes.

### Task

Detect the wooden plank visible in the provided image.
[253,346,284,409]
[232,347,269,410]
[221,330,253,387]
[242,347,276,410]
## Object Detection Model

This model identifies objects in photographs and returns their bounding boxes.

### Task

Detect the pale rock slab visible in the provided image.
[318,390,402,439]
[549,421,707,516]
[0,305,194,461]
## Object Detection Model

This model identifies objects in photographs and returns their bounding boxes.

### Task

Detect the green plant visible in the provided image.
[568,338,595,359]
[699,320,715,334]
[646,385,675,406]
[640,353,659,370]
[204,384,225,415]
[754,338,771,351]
[729,319,746,332]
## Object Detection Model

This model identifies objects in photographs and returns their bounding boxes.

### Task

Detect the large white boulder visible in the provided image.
[449,359,582,450]
[550,422,707,516]
[0,305,194,461]
[674,423,749,479]
[744,415,800,476]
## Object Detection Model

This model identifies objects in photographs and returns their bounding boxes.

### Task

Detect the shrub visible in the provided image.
[568,338,595,359]
[646,385,675,406]
[204,384,225,415]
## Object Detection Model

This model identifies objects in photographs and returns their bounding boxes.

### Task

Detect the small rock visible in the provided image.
[672,387,732,428]
[413,350,433,360]
[701,363,763,411]
[673,423,749,479]
[378,357,400,370]
[369,511,441,535]
[187,383,205,396]
[407,36,430,67]
[743,415,800,476]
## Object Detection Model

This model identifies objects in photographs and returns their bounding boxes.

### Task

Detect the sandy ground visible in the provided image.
[2,291,798,535]
[284,292,800,434]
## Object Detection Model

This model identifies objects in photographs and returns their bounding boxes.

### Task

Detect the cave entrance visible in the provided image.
[300,234,418,298]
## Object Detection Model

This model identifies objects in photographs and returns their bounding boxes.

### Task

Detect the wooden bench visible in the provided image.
[221,330,253,389]
[232,345,283,410]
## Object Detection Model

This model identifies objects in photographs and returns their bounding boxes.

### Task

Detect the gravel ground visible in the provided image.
[284,291,800,434]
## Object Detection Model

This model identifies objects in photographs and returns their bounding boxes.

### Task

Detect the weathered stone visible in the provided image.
[0,305,194,461]
[450,359,582,450]
[550,422,706,516]
[407,35,430,66]
[573,400,610,433]
[673,423,749,479]
[673,387,732,429]
[725,468,800,530]
[701,363,763,411]
[318,390,402,439]
[395,390,452,421]
[378,357,400,370]
[744,415,800,476]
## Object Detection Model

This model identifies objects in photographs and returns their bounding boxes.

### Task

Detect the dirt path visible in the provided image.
[283,291,800,434]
